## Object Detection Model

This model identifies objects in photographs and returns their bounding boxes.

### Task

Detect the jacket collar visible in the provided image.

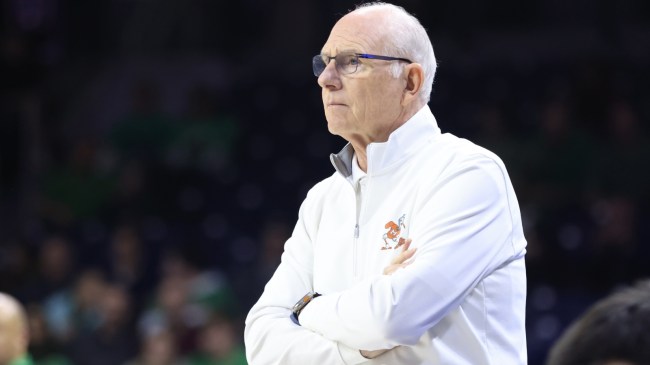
[330,105,441,178]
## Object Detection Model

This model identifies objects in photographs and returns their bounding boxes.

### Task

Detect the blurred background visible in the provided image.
[1,0,649,364]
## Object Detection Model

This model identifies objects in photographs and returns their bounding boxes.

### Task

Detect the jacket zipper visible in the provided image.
[353,179,362,278]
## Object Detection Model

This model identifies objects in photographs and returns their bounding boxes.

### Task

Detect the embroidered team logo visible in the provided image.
[381,214,407,250]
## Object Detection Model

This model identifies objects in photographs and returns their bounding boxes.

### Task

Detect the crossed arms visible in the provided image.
[244,157,522,364]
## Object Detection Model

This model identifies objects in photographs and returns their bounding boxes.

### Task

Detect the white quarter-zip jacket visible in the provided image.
[245,105,528,364]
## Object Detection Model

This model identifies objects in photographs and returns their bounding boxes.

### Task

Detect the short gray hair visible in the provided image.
[353,2,437,103]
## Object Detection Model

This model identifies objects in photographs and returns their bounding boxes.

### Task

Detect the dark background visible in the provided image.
[1,0,649,364]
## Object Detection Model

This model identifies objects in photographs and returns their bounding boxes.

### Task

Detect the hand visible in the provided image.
[360,241,414,358]
[383,238,416,275]
[360,349,390,359]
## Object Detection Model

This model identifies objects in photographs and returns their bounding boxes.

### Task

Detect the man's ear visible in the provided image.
[402,63,424,106]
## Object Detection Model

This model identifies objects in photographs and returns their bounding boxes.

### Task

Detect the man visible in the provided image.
[0,293,32,365]
[545,279,650,365]
[245,2,527,364]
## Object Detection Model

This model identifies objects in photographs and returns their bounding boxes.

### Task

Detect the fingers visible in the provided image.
[387,261,411,274]
[390,250,416,269]
[360,348,390,359]
[390,245,417,266]
[384,240,417,275]
[400,238,412,252]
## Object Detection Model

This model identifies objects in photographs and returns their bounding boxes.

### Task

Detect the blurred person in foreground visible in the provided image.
[245,2,527,364]
[546,279,650,365]
[0,292,31,365]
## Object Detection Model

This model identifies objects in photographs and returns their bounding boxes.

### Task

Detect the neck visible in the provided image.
[352,143,368,172]
[350,103,425,172]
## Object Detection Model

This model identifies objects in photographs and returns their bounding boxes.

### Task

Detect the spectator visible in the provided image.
[25,304,71,365]
[41,268,106,343]
[124,329,181,365]
[139,248,236,356]
[68,284,138,365]
[30,235,76,302]
[105,224,155,307]
[185,314,246,365]
[138,274,200,356]
[546,279,650,365]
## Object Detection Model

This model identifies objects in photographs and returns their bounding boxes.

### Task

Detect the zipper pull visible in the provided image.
[354,224,359,239]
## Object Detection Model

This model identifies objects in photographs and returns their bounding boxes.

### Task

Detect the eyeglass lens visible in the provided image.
[312,53,358,77]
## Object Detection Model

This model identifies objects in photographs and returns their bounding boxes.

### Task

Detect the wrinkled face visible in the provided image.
[318,11,407,144]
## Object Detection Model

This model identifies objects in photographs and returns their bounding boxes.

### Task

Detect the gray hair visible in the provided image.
[352,2,437,103]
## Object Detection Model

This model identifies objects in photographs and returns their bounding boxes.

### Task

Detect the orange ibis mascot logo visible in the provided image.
[382,214,407,250]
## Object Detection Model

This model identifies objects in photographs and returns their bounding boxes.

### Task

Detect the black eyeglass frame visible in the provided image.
[312,52,413,77]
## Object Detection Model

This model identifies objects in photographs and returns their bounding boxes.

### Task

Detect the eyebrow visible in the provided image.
[320,49,361,56]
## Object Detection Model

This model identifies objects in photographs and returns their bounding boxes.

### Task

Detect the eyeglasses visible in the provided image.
[312,52,412,77]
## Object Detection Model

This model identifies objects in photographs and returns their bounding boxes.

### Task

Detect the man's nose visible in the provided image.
[318,60,341,88]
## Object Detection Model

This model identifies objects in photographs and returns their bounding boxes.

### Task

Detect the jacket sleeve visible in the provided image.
[244,191,369,365]
[299,155,526,350]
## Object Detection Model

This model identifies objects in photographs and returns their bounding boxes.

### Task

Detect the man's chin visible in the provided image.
[325,115,354,137]
[326,123,341,136]
[326,122,348,138]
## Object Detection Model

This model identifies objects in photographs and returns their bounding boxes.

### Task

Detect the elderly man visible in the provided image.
[0,293,32,365]
[245,2,527,364]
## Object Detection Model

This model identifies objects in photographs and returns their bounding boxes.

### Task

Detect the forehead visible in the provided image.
[321,12,384,55]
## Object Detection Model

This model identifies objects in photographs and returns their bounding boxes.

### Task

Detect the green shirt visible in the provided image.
[9,355,34,365]
[14,353,72,365]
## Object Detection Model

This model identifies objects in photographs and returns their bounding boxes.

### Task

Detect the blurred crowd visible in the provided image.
[1,1,650,364]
